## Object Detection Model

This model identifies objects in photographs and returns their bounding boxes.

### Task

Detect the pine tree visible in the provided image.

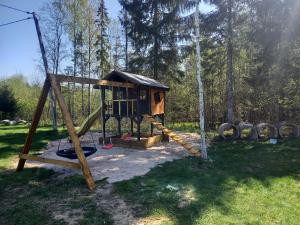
[119,0,186,79]
[0,84,18,119]
[119,7,130,70]
[95,0,111,78]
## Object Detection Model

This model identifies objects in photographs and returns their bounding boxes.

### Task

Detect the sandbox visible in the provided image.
[24,132,199,183]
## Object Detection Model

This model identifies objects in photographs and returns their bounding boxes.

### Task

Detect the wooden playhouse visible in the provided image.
[94,70,170,149]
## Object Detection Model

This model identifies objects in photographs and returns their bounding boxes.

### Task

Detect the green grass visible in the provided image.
[115,139,300,225]
[0,124,299,225]
[0,125,112,225]
[0,124,67,169]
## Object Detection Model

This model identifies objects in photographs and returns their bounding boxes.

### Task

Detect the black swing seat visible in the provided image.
[56,146,97,159]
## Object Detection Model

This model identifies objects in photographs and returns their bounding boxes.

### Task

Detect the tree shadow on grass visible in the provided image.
[0,167,112,225]
[114,139,300,225]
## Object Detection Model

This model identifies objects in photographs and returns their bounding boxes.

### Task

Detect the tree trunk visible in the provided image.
[194,0,207,159]
[153,2,159,80]
[226,0,234,123]
[124,11,129,71]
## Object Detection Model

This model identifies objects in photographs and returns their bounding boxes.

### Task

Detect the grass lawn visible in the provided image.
[0,124,299,225]
[115,139,300,225]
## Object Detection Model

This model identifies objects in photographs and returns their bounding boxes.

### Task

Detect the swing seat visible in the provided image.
[56,146,97,159]
[102,143,113,150]
[121,133,132,141]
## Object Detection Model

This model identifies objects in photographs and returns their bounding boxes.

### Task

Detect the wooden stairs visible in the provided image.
[143,114,201,157]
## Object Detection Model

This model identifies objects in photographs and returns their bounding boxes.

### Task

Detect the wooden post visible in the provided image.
[149,90,153,136]
[101,86,106,142]
[49,75,95,190]
[137,87,141,141]
[161,114,165,136]
[130,117,134,134]
[117,116,121,136]
[16,79,51,171]
[151,123,154,137]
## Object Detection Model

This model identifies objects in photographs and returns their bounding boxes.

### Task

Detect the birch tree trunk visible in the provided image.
[226,0,234,123]
[194,0,207,159]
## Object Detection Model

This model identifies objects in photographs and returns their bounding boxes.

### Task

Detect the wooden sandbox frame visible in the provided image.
[99,133,169,149]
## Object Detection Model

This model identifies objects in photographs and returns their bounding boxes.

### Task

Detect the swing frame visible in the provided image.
[16,13,101,190]
[16,74,99,190]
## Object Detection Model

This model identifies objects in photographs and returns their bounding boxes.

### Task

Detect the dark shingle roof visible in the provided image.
[103,70,169,91]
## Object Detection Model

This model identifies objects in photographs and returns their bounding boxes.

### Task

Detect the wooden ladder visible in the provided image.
[143,115,201,157]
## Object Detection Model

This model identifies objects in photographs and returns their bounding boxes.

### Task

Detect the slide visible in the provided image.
[77,105,102,138]
[143,115,201,157]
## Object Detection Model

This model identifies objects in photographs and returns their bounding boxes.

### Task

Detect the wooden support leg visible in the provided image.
[102,114,106,144]
[150,123,154,136]
[16,79,51,171]
[49,75,95,190]
[130,117,133,135]
[101,87,106,144]
[161,114,165,136]
[117,116,121,136]
[137,116,141,141]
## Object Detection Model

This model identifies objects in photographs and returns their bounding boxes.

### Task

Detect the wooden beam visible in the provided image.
[51,74,99,85]
[19,154,81,170]
[16,79,51,171]
[49,75,96,190]
[95,80,135,89]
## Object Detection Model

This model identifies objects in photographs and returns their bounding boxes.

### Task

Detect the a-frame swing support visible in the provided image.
[16,12,96,190]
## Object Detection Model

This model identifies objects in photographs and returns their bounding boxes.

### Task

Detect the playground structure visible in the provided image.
[17,69,201,190]
[219,121,300,140]
[94,70,169,148]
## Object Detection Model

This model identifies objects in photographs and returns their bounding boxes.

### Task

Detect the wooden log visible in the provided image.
[49,75,96,190]
[19,154,81,169]
[95,80,135,89]
[54,74,99,85]
[16,79,51,171]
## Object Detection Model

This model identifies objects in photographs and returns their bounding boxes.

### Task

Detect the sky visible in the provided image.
[0,0,214,82]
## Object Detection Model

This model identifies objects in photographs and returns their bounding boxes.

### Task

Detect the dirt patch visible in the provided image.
[95,184,139,225]
[54,209,84,225]
[134,215,173,225]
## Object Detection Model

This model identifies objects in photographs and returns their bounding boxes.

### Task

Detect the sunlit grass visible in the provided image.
[115,139,300,225]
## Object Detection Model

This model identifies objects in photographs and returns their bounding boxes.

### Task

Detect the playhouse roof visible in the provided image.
[103,70,170,91]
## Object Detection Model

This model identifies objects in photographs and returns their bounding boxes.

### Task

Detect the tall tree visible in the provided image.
[40,0,66,130]
[194,0,207,159]
[119,0,186,79]
[95,0,111,78]
[226,0,234,123]
[0,84,18,119]
[119,7,130,70]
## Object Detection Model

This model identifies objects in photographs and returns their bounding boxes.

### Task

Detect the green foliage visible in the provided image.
[119,0,187,79]
[95,0,111,77]
[0,83,18,119]
[1,75,43,121]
